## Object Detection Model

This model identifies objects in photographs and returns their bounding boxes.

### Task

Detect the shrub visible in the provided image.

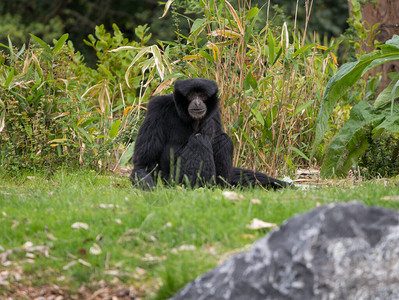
[313,35,399,178]
[0,24,155,172]
[76,24,153,170]
[359,132,399,178]
[0,35,91,171]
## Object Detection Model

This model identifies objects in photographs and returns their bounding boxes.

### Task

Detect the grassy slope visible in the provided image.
[1,169,399,298]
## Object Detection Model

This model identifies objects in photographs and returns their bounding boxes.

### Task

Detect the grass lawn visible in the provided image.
[1,169,399,299]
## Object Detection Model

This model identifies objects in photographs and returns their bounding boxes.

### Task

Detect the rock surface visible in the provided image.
[171,201,399,300]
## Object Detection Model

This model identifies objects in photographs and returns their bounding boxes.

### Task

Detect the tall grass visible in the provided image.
[202,0,337,175]
[117,0,339,176]
[1,0,339,175]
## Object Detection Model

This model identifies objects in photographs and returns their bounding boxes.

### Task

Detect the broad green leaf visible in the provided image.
[16,44,26,57]
[373,114,399,135]
[312,37,399,157]
[120,142,135,167]
[292,43,316,58]
[7,36,14,61]
[99,65,116,82]
[109,120,121,138]
[77,127,93,142]
[374,83,399,109]
[4,68,14,88]
[294,100,314,115]
[288,146,310,162]
[268,32,275,64]
[340,138,369,176]
[245,73,257,90]
[391,80,399,114]
[386,34,399,49]
[199,49,214,62]
[246,7,259,20]
[239,128,256,148]
[190,18,206,35]
[272,48,282,66]
[250,108,264,126]
[321,101,385,178]
[30,34,52,54]
[363,55,399,74]
[53,33,69,55]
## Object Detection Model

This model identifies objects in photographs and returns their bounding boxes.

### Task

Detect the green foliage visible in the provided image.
[359,132,399,178]
[0,0,345,175]
[314,35,399,178]
[345,0,380,55]
[272,0,348,38]
[77,24,154,170]
[0,35,89,171]
[0,25,154,172]
[0,13,65,48]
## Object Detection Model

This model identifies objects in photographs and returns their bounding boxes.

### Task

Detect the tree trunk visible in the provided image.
[352,0,399,90]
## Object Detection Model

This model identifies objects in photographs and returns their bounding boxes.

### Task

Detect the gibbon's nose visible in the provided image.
[193,99,202,107]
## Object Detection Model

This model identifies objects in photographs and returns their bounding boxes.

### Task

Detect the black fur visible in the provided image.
[130,78,290,189]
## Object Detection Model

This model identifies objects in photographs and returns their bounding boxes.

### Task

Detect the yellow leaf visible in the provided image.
[224,0,244,35]
[48,138,68,144]
[210,29,241,39]
[206,42,220,61]
[183,54,203,61]
[330,52,338,65]
[123,106,132,116]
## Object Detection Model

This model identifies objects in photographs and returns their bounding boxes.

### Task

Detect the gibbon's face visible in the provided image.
[187,91,208,120]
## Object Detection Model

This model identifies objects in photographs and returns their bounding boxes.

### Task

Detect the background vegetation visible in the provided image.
[0,0,398,177]
[1,0,399,298]
[0,0,349,66]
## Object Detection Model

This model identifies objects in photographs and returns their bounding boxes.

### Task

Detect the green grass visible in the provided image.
[1,169,399,298]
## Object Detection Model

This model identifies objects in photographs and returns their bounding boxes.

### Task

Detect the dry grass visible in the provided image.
[128,0,339,176]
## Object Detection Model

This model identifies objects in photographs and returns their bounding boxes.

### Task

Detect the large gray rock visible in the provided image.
[172,201,399,300]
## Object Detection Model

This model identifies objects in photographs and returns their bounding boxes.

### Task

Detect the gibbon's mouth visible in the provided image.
[190,108,206,120]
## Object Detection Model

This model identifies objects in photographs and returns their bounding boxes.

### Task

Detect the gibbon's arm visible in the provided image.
[130,97,168,187]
